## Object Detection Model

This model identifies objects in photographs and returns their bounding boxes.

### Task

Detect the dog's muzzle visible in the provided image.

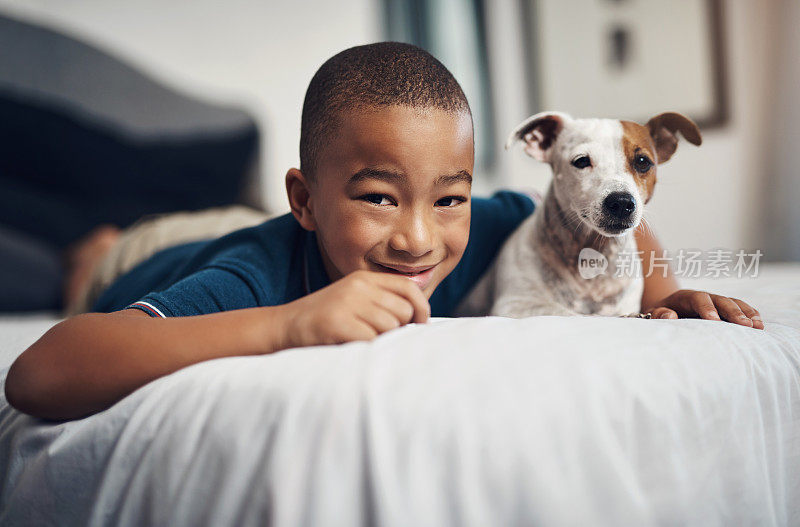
[599,191,636,233]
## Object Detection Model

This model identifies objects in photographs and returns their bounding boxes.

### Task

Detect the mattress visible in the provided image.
[1,264,799,526]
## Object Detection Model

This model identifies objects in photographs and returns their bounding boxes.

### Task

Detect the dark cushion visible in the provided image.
[0,94,258,250]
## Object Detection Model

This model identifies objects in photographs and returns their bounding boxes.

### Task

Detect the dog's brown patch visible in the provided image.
[621,121,657,203]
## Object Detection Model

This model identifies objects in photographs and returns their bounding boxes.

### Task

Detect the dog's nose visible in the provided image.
[602,192,636,220]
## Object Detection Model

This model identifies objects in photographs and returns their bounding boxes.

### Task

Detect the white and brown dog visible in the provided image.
[455,111,702,318]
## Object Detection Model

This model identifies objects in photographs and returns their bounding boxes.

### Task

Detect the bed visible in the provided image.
[1,264,799,526]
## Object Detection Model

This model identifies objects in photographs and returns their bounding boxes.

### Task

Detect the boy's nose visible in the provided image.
[389,215,434,257]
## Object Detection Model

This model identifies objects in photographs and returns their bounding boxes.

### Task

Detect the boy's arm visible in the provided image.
[635,227,763,329]
[5,307,282,421]
[5,270,430,421]
[635,226,680,310]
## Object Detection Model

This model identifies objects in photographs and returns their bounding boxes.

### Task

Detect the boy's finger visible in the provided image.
[687,292,720,320]
[713,296,752,327]
[375,274,431,323]
[357,305,403,334]
[731,298,764,330]
[371,290,416,324]
[649,307,678,319]
[336,318,379,344]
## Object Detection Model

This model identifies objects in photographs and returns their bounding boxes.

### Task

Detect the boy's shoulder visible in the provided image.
[471,189,537,225]
[189,212,303,274]
[149,211,307,288]
[95,213,313,315]
[197,212,332,301]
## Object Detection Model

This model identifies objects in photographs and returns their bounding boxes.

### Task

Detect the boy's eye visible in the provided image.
[435,196,466,207]
[361,194,394,206]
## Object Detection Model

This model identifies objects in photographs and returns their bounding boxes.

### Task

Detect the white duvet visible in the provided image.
[1,265,799,526]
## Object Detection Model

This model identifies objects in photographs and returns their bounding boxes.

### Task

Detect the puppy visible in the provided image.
[456,111,702,318]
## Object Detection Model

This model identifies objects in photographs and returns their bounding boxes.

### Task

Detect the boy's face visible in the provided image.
[294,105,474,299]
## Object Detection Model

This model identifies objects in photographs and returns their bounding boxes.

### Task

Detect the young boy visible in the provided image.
[5,42,762,421]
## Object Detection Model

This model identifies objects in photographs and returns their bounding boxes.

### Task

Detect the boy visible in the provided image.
[5,42,762,421]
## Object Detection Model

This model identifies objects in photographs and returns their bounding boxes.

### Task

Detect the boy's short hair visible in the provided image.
[300,42,471,179]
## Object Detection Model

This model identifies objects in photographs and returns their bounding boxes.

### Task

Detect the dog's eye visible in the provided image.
[633,154,653,173]
[571,155,591,169]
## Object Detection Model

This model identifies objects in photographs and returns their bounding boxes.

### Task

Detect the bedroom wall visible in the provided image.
[0,0,790,261]
[486,0,781,255]
[761,0,800,261]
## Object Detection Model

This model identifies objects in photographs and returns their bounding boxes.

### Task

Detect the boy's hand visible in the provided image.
[273,270,431,350]
[644,289,764,329]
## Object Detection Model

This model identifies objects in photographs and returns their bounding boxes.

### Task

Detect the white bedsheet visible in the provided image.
[1,265,799,526]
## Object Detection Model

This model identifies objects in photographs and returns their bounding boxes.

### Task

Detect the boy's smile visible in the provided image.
[287,105,474,299]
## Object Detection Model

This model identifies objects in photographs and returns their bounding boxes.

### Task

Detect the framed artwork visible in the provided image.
[520,0,728,128]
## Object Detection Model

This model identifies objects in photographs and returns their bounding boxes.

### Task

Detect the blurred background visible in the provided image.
[0,0,797,311]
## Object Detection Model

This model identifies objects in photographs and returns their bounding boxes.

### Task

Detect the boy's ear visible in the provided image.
[285,168,317,231]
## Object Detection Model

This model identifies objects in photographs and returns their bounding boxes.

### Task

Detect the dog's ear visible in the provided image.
[506,112,570,163]
[645,112,702,164]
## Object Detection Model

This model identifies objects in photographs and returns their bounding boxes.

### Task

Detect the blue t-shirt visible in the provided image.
[93,190,535,318]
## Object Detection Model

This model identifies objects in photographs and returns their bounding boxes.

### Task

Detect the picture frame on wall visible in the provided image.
[520,0,728,128]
